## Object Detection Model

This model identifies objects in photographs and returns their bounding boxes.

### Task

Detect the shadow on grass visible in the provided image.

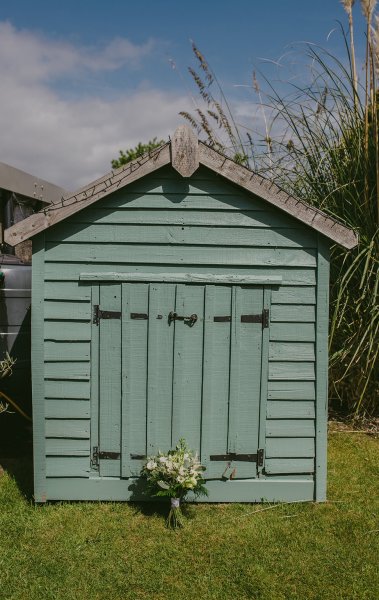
[1,455,34,500]
[0,412,34,501]
[129,500,197,522]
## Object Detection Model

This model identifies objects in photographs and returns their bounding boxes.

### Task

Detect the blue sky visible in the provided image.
[0,0,369,189]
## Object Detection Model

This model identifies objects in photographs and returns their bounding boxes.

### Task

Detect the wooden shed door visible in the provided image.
[93,283,265,480]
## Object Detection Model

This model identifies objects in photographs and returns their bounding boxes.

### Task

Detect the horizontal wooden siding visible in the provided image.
[42,166,317,481]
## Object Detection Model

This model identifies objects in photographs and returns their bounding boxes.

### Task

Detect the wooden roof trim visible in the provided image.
[4,143,170,246]
[198,142,358,250]
[4,125,358,250]
[171,125,199,177]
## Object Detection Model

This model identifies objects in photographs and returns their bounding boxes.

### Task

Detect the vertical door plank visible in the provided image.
[121,283,149,477]
[228,286,263,478]
[201,286,232,478]
[171,284,205,452]
[90,285,99,475]
[99,284,121,477]
[257,287,271,475]
[146,283,176,455]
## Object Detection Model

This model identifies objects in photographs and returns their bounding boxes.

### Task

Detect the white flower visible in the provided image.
[159,456,167,463]
[176,475,185,483]
[157,480,170,489]
[146,460,157,471]
[166,460,173,471]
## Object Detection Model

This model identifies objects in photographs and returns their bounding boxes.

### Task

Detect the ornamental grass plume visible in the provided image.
[360,0,377,19]
[183,1,379,416]
[374,15,379,75]
[0,353,15,380]
[0,353,16,415]
[341,1,358,107]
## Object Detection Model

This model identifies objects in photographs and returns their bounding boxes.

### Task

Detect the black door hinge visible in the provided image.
[210,450,265,464]
[91,446,99,468]
[93,305,122,325]
[241,309,269,328]
[91,446,120,468]
[210,453,257,462]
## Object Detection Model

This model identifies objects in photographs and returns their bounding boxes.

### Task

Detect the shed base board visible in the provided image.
[37,478,315,503]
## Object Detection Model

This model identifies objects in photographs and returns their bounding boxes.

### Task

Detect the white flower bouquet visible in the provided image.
[141,439,207,529]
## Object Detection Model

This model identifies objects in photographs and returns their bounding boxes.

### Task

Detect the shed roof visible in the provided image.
[4,126,358,249]
[0,161,68,205]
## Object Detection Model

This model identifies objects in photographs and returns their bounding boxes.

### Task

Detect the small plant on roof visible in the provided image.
[111,138,165,169]
[141,438,207,529]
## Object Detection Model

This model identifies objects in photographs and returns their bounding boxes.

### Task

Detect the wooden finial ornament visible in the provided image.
[171,125,199,177]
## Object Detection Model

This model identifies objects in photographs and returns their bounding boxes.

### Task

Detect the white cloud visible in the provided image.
[0,21,155,82]
[0,22,190,190]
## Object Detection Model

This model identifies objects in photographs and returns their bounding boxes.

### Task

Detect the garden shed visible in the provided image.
[5,126,358,503]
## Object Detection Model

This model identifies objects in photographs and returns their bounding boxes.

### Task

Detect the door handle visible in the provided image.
[168,312,198,327]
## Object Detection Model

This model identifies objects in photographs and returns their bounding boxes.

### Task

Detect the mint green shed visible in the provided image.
[5,126,358,503]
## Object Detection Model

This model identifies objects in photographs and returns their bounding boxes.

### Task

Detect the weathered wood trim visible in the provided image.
[5,134,357,250]
[32,235,47,503]
[315,236,329,501]
[43,477,314,502]
[79,272,283,284]
[50,265,315,285]
[4,144,171,245]
[170,125,199,177]
[198,143,358,249]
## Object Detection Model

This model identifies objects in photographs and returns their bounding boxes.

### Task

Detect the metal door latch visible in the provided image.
[168,312,198,326]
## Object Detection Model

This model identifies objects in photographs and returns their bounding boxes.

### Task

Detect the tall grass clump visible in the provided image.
[182,1,379,416]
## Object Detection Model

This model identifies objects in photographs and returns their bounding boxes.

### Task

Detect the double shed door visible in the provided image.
[92,282,267,480]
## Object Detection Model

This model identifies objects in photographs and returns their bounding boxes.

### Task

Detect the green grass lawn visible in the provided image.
[0,432,378,600]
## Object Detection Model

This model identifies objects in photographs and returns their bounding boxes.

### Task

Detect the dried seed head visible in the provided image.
[360,0,377,20]
[253,71,260,94]
[286,139,295,152]
[341,0,355,13]
[374,15,379,74]
[375,14,379,41]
